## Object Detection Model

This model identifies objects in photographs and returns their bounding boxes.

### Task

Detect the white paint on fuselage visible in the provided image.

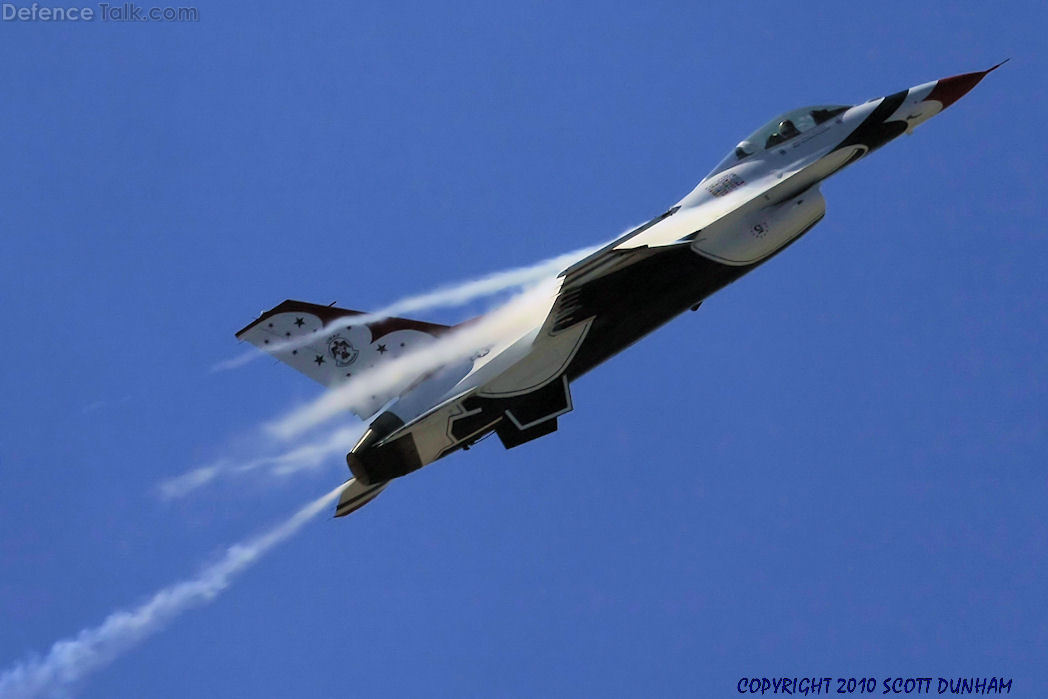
[884,81,940,133]
[612,97,888,264]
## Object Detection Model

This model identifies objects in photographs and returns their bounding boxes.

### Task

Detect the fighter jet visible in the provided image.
[236,65,1002,517]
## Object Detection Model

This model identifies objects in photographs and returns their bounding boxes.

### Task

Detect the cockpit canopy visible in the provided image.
[707,104,850,178]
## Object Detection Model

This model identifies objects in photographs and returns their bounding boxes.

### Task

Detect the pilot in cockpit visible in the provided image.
[778,119,800,139]
[765,119,800,148]
[708,104,851,181]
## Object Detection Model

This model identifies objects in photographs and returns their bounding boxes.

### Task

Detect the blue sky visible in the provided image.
[1,1,1045,696]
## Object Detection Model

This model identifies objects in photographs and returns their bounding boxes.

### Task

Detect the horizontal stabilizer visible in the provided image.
[237,300,452,419]
[334,478,388,517]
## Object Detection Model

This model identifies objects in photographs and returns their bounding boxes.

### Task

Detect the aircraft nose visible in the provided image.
[892,61,1005,133]
[922,61,1006,110]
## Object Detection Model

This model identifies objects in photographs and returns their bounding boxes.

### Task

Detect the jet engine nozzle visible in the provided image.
[346,411,424,484]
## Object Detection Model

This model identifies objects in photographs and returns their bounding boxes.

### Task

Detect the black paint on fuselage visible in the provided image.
[563,245,751,380]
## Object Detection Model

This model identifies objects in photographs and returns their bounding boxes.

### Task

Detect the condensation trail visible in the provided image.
[211,244,596,372]
[157,425,366,499]
[0,483,347,699]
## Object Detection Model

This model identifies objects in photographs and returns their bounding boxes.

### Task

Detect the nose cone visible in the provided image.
[886,61,1006,134]
[924,60,1007,110]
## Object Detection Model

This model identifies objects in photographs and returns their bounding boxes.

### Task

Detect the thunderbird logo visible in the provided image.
[327,335,358,367]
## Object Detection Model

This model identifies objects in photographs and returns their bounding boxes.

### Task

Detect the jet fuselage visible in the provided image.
[236,66,1001,514]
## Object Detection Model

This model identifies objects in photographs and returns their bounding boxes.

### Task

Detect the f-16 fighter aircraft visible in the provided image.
[237,65,1002,517]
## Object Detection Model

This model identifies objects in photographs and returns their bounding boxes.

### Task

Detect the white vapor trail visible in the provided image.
[157,425,366,499]
[355,246,591,320]
[267,278,559,441]
[0,484,346,699]
[211,244,596,373]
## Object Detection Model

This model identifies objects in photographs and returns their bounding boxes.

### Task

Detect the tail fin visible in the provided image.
[236,300,451,419]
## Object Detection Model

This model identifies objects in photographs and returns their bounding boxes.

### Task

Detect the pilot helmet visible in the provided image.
[778,119,800,138]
